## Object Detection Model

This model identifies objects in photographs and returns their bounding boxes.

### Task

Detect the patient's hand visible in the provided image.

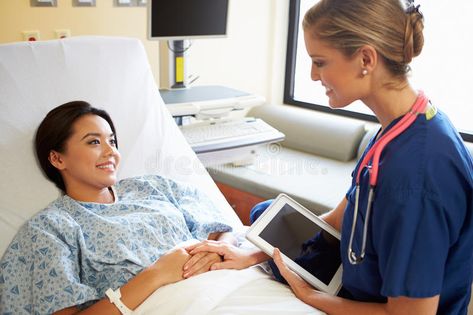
[147,247,191,285]
[182,251,222,278]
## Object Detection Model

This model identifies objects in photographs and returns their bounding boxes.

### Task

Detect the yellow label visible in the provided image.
[175,56,184,83]
[425,104,437,121]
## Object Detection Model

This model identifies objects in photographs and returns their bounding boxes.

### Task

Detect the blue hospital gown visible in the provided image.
[0,175,233,314]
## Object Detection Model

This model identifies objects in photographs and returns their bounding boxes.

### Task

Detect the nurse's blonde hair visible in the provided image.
[303,0,424,78]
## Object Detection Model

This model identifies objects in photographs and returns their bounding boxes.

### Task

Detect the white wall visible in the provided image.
[186,0,289,101]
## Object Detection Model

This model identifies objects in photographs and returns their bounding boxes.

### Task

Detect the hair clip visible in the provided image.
[406,3,421,15]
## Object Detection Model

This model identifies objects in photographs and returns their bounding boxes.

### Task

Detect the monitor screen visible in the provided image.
[148,0,229,40]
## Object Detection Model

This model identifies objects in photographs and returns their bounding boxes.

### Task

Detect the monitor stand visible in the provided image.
[160,40,191,89]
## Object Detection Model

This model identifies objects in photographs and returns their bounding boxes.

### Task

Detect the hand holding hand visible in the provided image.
[185,240,257,272]
[182,251,222,278]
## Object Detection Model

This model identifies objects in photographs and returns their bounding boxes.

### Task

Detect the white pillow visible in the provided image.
[0,36,241,256]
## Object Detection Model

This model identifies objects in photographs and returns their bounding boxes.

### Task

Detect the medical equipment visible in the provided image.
[347,91,429,265]
[180,117,284,153]
[159,85,265,117]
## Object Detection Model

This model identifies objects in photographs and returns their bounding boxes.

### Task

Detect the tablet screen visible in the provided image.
[259,203,341,286]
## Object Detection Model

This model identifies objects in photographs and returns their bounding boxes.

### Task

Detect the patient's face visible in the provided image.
[55,114,121,196]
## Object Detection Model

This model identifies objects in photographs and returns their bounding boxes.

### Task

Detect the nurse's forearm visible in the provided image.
[301,291,438,315]
[302,292,389,315]
[320,197,347,232]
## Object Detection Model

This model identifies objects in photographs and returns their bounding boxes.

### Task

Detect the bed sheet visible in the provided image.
[135,265,324,315]
[134,236,325,315]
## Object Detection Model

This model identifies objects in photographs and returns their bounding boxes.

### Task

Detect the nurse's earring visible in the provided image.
[362,69,368,76]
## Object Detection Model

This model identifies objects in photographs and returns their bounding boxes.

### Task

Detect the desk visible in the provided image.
[159,85,265,117]
[159,85,284,166]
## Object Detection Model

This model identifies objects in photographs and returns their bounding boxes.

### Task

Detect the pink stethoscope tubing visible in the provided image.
[347,91,429,265]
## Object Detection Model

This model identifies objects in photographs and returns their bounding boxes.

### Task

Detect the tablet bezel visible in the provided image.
[246,193,343,295]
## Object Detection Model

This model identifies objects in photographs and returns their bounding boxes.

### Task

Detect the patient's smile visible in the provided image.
[97,162,115,170]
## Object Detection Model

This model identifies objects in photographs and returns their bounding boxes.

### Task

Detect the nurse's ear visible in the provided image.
[48,150,66,170]
[358,45,378,75]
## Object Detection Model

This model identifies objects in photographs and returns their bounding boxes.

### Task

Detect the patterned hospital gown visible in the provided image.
[0,175,233,315]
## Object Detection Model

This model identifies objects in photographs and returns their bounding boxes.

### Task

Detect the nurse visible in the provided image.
[185,0,473,314]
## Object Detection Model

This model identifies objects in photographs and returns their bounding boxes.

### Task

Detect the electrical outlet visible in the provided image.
[30,0,57,7]
[22,30,40,41]
[73,0,96,7]
[115,0,133,6]
[55,29,71,39]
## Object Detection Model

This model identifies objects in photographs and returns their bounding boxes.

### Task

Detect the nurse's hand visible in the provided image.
[273,248,318,304]
[182,251,222,278]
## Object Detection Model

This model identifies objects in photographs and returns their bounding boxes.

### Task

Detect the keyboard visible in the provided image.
[180,117,285,154]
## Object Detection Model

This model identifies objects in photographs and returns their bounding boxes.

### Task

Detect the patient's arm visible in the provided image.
[53,248,190,315]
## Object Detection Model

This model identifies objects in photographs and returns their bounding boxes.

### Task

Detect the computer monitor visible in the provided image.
[148,0,230,89]
[148,0,229,40]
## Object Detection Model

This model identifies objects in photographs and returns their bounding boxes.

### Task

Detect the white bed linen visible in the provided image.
[135,266,324,315]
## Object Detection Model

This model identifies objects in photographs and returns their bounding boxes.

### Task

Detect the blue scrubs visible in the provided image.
[342,107,473,314]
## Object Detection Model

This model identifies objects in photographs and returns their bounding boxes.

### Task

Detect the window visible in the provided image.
[284,0,473,142]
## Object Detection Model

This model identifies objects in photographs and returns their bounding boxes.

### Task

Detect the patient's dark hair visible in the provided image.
[35,101,117,192]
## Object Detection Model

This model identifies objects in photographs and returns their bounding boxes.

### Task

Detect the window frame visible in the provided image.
[283,0,473,142]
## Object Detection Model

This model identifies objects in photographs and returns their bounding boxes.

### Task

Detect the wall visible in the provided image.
[0,0,285,101]
[186,0,274,98]
[0,0,160,84]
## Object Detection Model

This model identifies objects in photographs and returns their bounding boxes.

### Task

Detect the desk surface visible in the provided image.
[159,85,249,104]
[159,85,263,117]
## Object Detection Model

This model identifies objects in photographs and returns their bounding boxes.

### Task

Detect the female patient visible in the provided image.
[186,0,473,314]
[0,101,234,314]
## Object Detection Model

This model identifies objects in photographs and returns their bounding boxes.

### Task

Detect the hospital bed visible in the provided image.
[0,36,324,314]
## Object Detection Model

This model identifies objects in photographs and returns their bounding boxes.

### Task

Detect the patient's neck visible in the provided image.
[65,186,115,204]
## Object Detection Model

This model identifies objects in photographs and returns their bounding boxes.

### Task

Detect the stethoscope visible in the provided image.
[347,91,429,265]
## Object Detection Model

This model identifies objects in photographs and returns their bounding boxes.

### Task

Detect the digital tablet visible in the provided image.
[246,193,343,295]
